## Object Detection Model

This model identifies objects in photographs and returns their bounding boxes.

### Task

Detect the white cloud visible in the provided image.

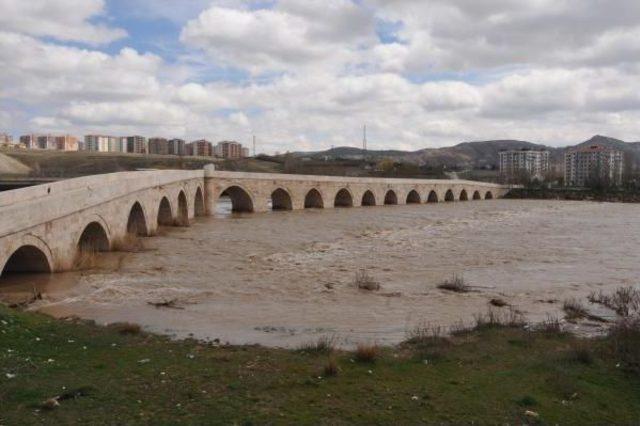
[2,0,640,152]
[0,0,126,44]
[180,1,375,74]
[0,32,162,102]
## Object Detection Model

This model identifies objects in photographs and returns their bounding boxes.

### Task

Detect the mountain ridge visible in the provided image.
[292,135,640,169]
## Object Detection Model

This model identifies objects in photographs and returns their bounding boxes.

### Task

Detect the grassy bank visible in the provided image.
[0,149,283,179]
[1,306,639,424]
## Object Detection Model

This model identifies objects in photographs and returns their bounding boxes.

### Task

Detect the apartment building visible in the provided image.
[20,134,78,151]
[148,138,170,155]
[84,135,122,152]
[168,139,186,156]
[214,141,245,159]
[498,149,550,184]
[0,133,12,146]
[189,139,213,157]
[565,145,624,187]
[125,136,147,154]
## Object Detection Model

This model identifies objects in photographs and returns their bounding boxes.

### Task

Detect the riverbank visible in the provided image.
[506,187,640,203]
[1,305,639,424]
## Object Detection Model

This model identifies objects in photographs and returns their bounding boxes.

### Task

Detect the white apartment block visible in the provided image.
[565,145,623,187]
[84,135,124,152]
[498,149,550,183]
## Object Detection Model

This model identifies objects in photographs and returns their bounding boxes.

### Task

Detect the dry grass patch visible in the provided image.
[354,343,379,363]
[589,287,640,317]
[297,335,336,354]
[354,270,380,291]
[437,274,470,293]
[563,299,589,321]
[490,298,509,307]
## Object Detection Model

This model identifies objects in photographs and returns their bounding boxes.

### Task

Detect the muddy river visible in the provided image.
[1,200,639,348]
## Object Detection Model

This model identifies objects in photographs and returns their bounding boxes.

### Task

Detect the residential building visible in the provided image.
[20,134,78,151]
[0,133,12,146]
[215,141,245,159]
[125,136,147,154]
[241,147,250,158]
[148,138,170,155]
[85,135,121,152]
[189,139,213,157]
[168,139,186,156]
[565,145,624,187]
[498,149,550,184]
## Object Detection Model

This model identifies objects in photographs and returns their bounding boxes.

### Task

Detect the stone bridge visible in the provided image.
[0,168,509,277]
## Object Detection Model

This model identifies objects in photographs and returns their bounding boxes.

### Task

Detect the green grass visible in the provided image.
[1,305,639,424]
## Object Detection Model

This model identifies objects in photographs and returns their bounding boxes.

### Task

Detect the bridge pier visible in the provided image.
[0,169,509,277]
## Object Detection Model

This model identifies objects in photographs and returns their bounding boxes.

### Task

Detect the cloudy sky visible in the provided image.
[1,0,639,152]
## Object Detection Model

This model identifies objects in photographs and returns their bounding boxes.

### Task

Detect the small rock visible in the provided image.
[524,410,539,418]
[6,373,16,379]
[411,396,419,401]
[138,359,150,364]
[42,398,60,410]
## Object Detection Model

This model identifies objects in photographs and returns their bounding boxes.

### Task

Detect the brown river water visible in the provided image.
[1,200,639,348]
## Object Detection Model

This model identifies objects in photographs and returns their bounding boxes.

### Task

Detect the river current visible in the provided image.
[1,200,639,347]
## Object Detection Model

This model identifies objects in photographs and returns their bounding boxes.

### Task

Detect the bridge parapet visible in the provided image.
[0,169,509,276]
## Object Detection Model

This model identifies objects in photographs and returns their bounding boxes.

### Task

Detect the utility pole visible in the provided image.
[363,124,367,152]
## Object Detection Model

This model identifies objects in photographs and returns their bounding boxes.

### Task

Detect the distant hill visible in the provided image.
[294,135,639,169]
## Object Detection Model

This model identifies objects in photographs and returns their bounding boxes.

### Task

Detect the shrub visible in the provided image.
[489,298,508,307]
[437,274,470,293]
[473,308,526,331]
[589,287,640,317]
[354,270,380,291]
[536,315,564,335]
[354,343,378,363]
[563,298,589,320]
[405,323,451,361]
[298,336,336,354]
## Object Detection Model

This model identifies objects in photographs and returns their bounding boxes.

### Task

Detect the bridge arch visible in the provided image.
[77,221,110,253]
[334,188,354,208]
[127,202,148,236]
[384,190,398,205]
[361,190,376,206]
[459,189,469,201]
[157,196,174,226]
[219,185,254,213]
[427,190,439,203]
[473,190,481,200]
[445,189,455,202]
[271,188,293,211]
[177,190,189,226]
[485,191,494,200]
[194,186,205,216]
[1,237,53,277]
[304,188,324,209]
[406,190,421,204]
